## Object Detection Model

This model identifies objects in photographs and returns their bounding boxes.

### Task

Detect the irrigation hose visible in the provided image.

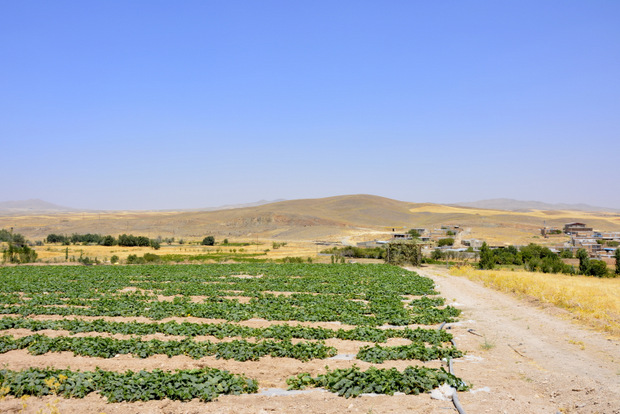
[438,321,467,414]
[448,357,467,414]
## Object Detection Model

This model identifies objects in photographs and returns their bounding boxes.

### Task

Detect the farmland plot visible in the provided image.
[0,264,467,412]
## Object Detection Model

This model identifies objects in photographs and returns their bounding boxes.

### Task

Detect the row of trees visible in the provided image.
[321,246,386,259]
[46,233,161,249]
[478,242,618,277]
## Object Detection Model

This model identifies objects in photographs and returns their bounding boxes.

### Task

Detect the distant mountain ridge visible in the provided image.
[0,198,286,215]
[452,198,620,213]
[0,199,79,214]
[3,196,619,215]
[2,194,620,242]
[194,199,287,212]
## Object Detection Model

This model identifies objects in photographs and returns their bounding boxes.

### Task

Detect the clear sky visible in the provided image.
[2,1,619,210]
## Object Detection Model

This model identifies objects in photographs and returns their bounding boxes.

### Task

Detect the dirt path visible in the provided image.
[413,265,620,414]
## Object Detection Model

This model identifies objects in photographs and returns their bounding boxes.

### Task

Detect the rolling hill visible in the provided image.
[1,194,619,245]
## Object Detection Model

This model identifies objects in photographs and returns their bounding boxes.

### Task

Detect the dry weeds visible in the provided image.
[449,265,620,337]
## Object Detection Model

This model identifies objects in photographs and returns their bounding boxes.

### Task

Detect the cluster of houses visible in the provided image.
[558,222,620,258]
[540,222,620,258]
[357,221,619,260]
[358,226,484,258]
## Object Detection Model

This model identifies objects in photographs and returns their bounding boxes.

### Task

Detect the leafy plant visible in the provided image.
[286,365,469,397]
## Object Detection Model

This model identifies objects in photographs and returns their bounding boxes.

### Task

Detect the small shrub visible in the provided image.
[201,236,215,246]
[437,238,454,247]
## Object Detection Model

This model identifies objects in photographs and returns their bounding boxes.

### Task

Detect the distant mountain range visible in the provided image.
[0,198,286,215]
[452,198,620,213]
[2,194,620,241]
[0,199,79,214]
[1,196,619,216]
[193,199,287,212]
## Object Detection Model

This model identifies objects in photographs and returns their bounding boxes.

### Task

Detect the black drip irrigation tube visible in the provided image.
[438,322,467,414]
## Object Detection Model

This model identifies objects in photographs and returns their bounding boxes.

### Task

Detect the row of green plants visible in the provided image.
[356,342,462,363]
[0,333,459,363]
[0,317,454,344]
[0,299,458,328]
[286,365,469,398]
[0,367,257,402]
[0,364,470,401]
[0,334,337,362]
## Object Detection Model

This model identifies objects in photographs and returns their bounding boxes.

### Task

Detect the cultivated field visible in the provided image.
[0,263,468,413]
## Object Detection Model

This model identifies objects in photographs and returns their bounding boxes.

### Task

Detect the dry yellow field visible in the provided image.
[26,239,331,264]
[449,265,620,337]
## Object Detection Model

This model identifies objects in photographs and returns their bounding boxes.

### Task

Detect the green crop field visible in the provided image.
[0,263,467,404]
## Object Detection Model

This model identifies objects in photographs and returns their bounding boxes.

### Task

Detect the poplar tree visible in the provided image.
[478,242,494,270]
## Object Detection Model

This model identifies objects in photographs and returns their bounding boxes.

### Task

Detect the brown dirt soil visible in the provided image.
[413,266,620,414]
[1,266,619,413]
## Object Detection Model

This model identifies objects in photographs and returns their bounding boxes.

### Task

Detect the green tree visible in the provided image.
[588,259,608,277]
[478,242,494,270]
[576,249,590,275]
[437,238,454,247]
[101,235,116,246]
[46,233,68,244]
[385,241,420,266]
[0,229,12,242]
[2,242,37,264]
[407,229,421,238]
[201,236,215,246]
[431,249,443,260]
[615,248,620,275]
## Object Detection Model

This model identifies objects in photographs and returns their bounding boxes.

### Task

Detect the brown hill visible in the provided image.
[1,194,619,245]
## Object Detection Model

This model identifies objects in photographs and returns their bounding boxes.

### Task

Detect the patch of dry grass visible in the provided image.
[449,265,620,337]
[30,239,329,264]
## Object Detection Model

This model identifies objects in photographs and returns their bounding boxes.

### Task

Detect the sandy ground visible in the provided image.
[413,266,620,414]
[1,266,619,413]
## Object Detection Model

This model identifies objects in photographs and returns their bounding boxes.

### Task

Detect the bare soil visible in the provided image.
[1,266,619,413]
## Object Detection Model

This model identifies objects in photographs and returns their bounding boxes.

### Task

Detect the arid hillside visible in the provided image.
[1,194,620,245]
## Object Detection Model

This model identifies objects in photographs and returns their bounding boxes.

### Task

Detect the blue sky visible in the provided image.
[2,1,619,210]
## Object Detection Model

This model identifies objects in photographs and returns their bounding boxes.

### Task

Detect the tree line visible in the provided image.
[478,242,618,277]
[46,233,160,249]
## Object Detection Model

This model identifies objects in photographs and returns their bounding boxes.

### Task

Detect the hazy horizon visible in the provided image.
[1,194,619,213]
[3,1,619,210]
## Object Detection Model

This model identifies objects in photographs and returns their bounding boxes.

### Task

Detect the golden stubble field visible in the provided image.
[28,239,332,264]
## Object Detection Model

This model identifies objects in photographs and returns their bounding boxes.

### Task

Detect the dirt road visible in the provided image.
[413,265,620,414]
